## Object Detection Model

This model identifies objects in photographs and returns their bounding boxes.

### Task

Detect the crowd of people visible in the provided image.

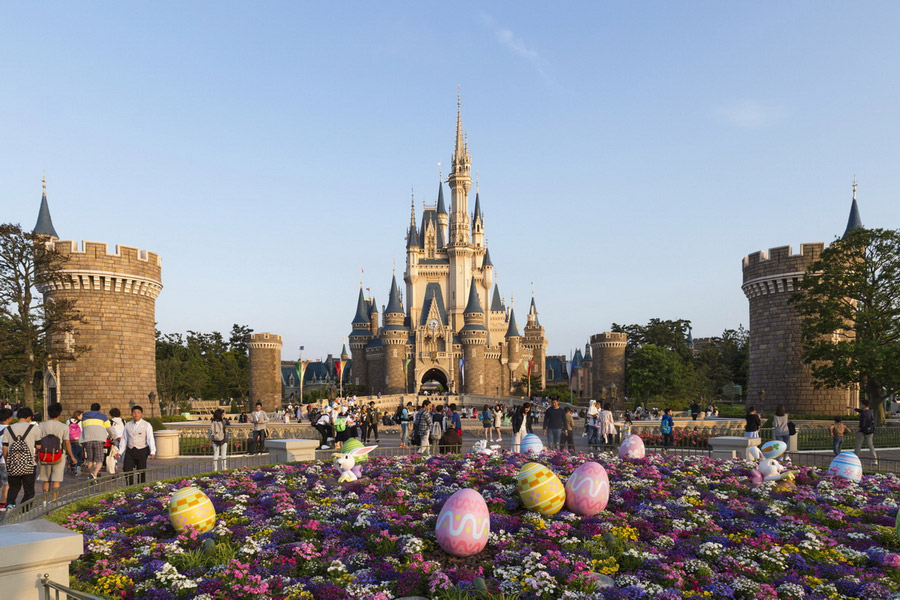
[0,402,156,513]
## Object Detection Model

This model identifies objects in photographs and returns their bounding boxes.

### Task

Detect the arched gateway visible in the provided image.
[420,368,448,392]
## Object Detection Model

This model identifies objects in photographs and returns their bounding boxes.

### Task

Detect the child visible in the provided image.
[621,412,633,438]
[830,416,848,456]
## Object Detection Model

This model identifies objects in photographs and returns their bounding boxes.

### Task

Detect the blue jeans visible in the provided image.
[546,428,562,449]
[587,426,599,446]
[775,434,790,446]
[833,436,844,456]
[401,422,409,445]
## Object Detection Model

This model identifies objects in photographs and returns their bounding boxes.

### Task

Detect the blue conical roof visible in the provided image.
[436,182,447,215]
[464,277,483,314]
[385,275,404,314]
[483,246,493,267]
[506,309,521,337]
[352,288,369,326]
[490,284,504,312]
[473,192,482,220]
[369,296,378,315]
[407,223,419,248]
[33,190,59,238]
[843,198,863,238]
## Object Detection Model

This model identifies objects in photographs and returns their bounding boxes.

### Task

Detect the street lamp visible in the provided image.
[610,384,617,410]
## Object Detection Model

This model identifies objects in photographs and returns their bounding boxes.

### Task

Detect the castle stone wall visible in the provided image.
[249,333,282,412]
[742,244,854,415]
[41,240,162,417]
[591,332,627,406]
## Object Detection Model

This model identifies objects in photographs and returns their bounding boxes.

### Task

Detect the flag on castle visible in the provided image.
[295,361,306,383]
[459,358,466,387]
[334,359,347,381]
[528,360,534,376]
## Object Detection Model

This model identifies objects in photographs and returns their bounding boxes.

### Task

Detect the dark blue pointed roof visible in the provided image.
[483,246,493,267]
[506,309,521,337]
[464,278,483,314]
[352,288,369,325]
[583,344,593,361]
[34,191,59,238]
[420,208,446,248]
[843,198,863,238]
[407,223,419,248]
[436,182,447,215]
[490,284,504,312]
[385,275,404,315]
[572,348,583,369]
[341,344,348,356]
[686,328,694,346]
[420,283,449,326]
[473,192,482,220]
[368,297,378,315]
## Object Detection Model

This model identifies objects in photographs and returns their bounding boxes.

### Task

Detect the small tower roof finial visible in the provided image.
[843,176,864,238]
[42,171,47,197]
[33,173,59,239]
[853,175,857,201]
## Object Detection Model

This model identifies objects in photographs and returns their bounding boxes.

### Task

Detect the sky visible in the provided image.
[3,2,899,363]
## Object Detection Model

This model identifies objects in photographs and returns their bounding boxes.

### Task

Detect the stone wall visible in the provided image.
[40,240,162,417]
[590,332,626,406]
[249,333,283,412]
[742,244,855,414]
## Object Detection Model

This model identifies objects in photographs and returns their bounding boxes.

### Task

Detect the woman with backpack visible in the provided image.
[208,409,229,471]
[772,404,790,445]
[480,405,493,441]
[660,408,675,450]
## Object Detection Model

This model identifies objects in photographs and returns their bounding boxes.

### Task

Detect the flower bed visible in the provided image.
[53,450,900,600]
[634,427,715,447]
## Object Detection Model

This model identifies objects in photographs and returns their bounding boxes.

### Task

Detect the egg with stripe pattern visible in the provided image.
[828,451,862,483]
[168,486,216,533]
[517,462,566,516]
[520,433,544,455]
[435,488,490,557]
[565,461,609,515]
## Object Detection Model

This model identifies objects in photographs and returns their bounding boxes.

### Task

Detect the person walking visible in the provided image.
[563,407,576,451]
[314,407,335,449]
[66,411,83,476]
[772,404,790,445]
[830,416,848,456]
[542,399,565,450]
[400,402,412,446]
[598,403,616,445]
[80,403,119,480]
[480,405,493,441]
[492,404,504,442]
[209,409,229,471]
[248,402,269,455]
[511,402,534,452]
[38,403,77,503]
[116,406,156,485]
[661,408,675,450]
[367,402,381,443]
[413,400,433,455]
[851,399,878,464]
[744,406,762,439]
[2,407,41,509]
[0,408,12,511]
[106,408,126,475]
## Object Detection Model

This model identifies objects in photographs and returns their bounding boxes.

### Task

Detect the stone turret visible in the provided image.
[382,274,409,393]
[349,287,371,389]
[524,297,547,389]
[459,277,487,393]
[249,333,283,412]
[472,191,484,247]
[580,342,593,398]
[590,332,627,407]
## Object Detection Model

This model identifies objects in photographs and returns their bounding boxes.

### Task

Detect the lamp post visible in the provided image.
[610,383,617,411]
[148,391,157,417]
[298,346,305,405]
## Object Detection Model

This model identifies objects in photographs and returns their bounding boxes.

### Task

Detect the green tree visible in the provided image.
[0,224,86,409]
[626,344,701,407]
[792,228,900,424]
[611,318,694,362]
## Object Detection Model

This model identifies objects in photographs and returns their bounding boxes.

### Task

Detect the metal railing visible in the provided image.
[41,574,105,600]
[3,453,277,525]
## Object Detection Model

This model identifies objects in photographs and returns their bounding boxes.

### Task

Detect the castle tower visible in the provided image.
[382,274,409,394]
[472,191,484,248]
[581,343,593,399]
[741,184,861,415]
[249,333,282,412]
[36,184,163,416]
[436,182,449,242]
[459,277,488,394]
[349,287,371,389]
[506,308,523,390]
[448,93,472,247]
[590,332,627,407]
[524,296,547,389]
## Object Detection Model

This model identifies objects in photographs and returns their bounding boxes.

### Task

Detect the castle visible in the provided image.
[33,180,163,416]
[741,183,863,415]
[567,333,628,405]
[348,100,548,396]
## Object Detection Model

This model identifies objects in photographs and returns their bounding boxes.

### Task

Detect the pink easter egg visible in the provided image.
[565,461,609,515]
[435,488,490,557]
[619,434,645,459]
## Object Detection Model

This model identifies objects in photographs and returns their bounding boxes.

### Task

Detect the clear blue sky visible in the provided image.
[3,2,899,362]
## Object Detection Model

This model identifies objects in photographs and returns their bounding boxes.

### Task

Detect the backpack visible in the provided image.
[787,421,797,436]
[210,420,226,443]
[334,416,346,432]
[393,407,403,423]
[660,419,672,435]
[68,422,81,442]
[6,424,36,476]
[38,429,64,464]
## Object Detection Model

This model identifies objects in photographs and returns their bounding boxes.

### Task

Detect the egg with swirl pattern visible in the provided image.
[435,488,490,557]
[565,461,609,515]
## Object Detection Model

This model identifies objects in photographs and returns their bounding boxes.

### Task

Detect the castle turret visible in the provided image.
[472,190,484,248]
[436,182,448,243]
[33,177,59,240]
[505,308,523,391]
[340,344,349,361]
[524,296,547,389]
[368,296,379,337]
[382,274,409,394]
[249,332,283,412]
[448,93,472,247]
[349,287,371,389]
[581,342,593,399]
[590,332,627,408]
[459,277,487,394]
[843,178,863,238]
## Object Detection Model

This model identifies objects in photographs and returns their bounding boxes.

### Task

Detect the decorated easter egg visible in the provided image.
[169,486,216,533]
[435,488,490,557]
[520,433,544,455]
[517,462,566,516]
[828,451,862,483]
[618,434,645,459]
[565,461,609,515]
[341,438,368,463]
[760,440,787,459]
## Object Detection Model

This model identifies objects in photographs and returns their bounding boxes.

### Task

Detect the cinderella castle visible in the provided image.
[348,100,547,396]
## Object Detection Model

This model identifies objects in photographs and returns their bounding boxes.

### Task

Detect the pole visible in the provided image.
[298,346,304,405]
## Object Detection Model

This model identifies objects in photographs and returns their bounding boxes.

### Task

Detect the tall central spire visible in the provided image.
[454,89,465,167]
[448,89,472,245]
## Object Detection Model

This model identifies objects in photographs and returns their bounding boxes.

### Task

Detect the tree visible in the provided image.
[626,344,700,407]
[0,224,85,408]
[793,228,900,424]
[611,318,694,361]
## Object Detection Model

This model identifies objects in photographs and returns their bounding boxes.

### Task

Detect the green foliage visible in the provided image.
[539,384,575,402]
[169,539,238,570]
[626,344,701,406]
[513,372,542,396]
[793,228,900,424]
[156,324,252,411]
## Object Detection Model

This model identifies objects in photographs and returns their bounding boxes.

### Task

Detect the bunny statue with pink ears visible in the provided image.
[334,445,377,483]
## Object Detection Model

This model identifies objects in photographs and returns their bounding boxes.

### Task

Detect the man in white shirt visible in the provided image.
[115,405,156,485]
[248,402,269,454]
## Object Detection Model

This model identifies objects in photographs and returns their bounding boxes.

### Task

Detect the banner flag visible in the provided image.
[528,360,534,376]
[459,358,466,387]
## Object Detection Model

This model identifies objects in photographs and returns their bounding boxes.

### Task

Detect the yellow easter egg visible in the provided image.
[168,486,217,533]
[517,462,566,516]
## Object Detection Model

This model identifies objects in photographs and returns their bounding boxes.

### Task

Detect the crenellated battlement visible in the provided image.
[741,243,824,281]
[590,332,627,347]
[49,240,162,283]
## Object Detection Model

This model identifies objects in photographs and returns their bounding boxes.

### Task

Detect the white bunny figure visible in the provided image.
[333,445,377,483]
[748,446,795,485]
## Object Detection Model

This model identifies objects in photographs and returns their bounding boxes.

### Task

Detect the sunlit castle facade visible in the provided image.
[349,99,547,396]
